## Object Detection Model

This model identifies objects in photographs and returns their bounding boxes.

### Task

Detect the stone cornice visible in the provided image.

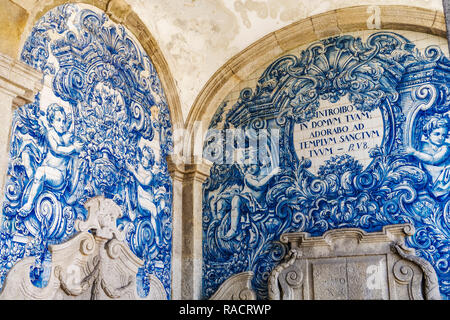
[167,154,213,184]
[0,53,42,103]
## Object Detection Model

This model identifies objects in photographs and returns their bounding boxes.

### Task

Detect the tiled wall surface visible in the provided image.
[0,3,173,299]
[202,29,450,300]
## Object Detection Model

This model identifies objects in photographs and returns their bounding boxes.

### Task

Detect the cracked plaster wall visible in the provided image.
[126,0,445,122]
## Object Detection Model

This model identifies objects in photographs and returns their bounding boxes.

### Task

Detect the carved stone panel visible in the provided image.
[268,224,441,300]
[0,196,167,300]
[209,271,256,300]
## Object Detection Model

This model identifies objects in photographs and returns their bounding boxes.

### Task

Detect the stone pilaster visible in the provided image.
[174,157,212,300]
[444,0,450,54]
[0,53,42,202]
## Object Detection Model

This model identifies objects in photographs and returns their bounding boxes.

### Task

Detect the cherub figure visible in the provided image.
[406,115,450,198]
[223,149,281,240]
[127,146,161,243]
[18,104,83,216]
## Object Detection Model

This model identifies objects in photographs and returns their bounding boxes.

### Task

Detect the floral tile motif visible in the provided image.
[203,32,450,300]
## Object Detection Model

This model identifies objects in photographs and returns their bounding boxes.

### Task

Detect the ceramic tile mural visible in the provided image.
[203,31,450,300]
[0,4,173,298]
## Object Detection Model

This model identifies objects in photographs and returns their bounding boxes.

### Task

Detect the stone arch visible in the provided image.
[183,5,448,299]
[184,5,446,160]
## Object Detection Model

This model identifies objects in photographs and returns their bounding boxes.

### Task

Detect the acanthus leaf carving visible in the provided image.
[392,242,441,300]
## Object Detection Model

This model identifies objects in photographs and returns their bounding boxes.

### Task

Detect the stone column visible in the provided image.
[0,53,42,202]
[444,0,450,54]
[180,158,212,300]
[167,154,185,300]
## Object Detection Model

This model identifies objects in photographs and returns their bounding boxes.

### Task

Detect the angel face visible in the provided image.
[428,127,448,147]
[245,163,260,175]
[47,104,68,135]
[141,147,155,169]
[53,110,67,134]
[423,115,449,147]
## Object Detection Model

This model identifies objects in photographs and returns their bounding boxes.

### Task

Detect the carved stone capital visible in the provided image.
[183,159,213,184]
[166,154,213,184]
[166,154,186,182]
[0,53,42,103]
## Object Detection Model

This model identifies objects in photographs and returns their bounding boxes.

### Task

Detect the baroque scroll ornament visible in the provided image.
[203,32,450,300]
[0,4,173,299]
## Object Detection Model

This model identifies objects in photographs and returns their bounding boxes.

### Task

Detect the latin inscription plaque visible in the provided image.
[293,96,384,174]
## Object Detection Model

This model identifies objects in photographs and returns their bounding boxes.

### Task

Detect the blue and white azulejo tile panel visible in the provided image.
[202,31,450,300]
[0,4,173,299]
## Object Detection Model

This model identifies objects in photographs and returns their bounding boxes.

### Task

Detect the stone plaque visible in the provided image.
[311,259,348,300]
[347,256,388,300]
[308,256,389,300]
[293,95,384,174]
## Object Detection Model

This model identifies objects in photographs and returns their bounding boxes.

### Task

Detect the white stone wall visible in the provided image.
[201,28,450,299]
